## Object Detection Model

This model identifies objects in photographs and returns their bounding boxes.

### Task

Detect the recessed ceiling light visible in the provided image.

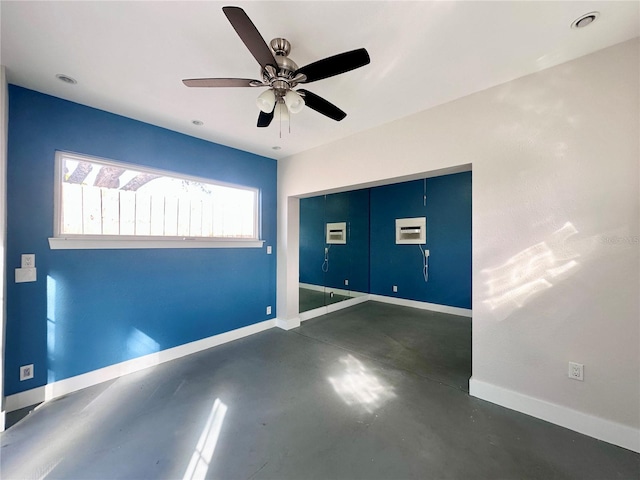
[55,74,77,84]
[192,120,204,126]
[272,146,281,150]
[571,12,599,29]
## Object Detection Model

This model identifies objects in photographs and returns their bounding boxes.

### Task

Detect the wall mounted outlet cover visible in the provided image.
[20,364,34,381]
[21,254,36,268]
[568,362,584,381]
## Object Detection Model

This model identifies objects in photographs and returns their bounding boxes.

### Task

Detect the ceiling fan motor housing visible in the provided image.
[183,7,368,127]
[262,38,301,93]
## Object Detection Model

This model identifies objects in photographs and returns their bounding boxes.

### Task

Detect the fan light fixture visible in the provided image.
[182,7,370,130]
[284,90,305,114]
[256,89,305,117]
[256,89,276,113]
[275,101,289,122]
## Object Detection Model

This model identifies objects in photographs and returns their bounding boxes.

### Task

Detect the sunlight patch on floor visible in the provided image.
[328,354,396,413]
[182,398,228,480]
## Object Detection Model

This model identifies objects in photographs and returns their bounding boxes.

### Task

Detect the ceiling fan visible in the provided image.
[182,6,370,128]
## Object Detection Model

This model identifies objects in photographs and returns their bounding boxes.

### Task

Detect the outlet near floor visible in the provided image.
[266,306,272,315]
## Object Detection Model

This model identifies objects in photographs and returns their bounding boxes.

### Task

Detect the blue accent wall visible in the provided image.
[343,188,370,294]
[299,172,471,310]
[369,173,472,308]
[299,189,370,293]
[299,195,325,287]
[5,86,277,396]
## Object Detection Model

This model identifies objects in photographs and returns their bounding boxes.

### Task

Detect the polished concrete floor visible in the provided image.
[1,302,638,479]
[297,302,471,392]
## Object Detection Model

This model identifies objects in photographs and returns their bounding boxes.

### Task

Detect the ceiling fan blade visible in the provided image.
[297,89,346,121]
[295,48,370,83]
[222,6,277,70]
[182,78,261,88]
[257,109,274,128]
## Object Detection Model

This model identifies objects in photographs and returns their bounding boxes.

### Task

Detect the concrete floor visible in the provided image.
[1,302,638,479]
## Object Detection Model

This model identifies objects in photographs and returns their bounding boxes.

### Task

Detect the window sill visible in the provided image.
[48,237,265,250]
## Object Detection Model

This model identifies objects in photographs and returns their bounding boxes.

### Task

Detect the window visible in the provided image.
[49,151,263,249]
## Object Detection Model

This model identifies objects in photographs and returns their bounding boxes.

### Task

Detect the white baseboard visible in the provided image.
[5,319,276,413]
[298,294,469,322]
[275,317,301,330]
[299,282,324,292]
[299,295,369,322]
[327,294,368,313]
[469,378,640,453]
[369,294,472,317]
[299,283,367,299]
[0,410,4,432]
[299,305,328,322]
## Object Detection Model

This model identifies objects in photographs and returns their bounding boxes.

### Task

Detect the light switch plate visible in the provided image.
[16,267,37,283]
[266,245,272,254]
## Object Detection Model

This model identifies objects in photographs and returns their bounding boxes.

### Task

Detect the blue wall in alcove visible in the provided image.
[299,189,370,293]
[5,85,277,395]
[299,172,471,310]
[369,173,472,309]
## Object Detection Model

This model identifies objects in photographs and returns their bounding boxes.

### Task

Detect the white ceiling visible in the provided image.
[1,1,638,160]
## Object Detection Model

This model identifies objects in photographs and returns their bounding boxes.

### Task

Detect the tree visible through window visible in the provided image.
[55,152,258,240]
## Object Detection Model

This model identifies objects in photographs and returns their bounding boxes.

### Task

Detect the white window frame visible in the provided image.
[49,151,264,250]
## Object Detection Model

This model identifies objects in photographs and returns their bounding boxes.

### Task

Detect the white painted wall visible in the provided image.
[277,40,639,448]
[0,65,8,431]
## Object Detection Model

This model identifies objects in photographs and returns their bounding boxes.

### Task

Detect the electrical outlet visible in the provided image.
[21,254,36,268]
[266,306,272,315]
[568,362,584,381]
[344,279,349,286]
[392,285,398,293]
[266,245,272,254]
[20,364,34,381]
[424,249,430,258]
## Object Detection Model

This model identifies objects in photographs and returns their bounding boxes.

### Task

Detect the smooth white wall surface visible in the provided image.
[278,40,639,434]
[0,65,8,431]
